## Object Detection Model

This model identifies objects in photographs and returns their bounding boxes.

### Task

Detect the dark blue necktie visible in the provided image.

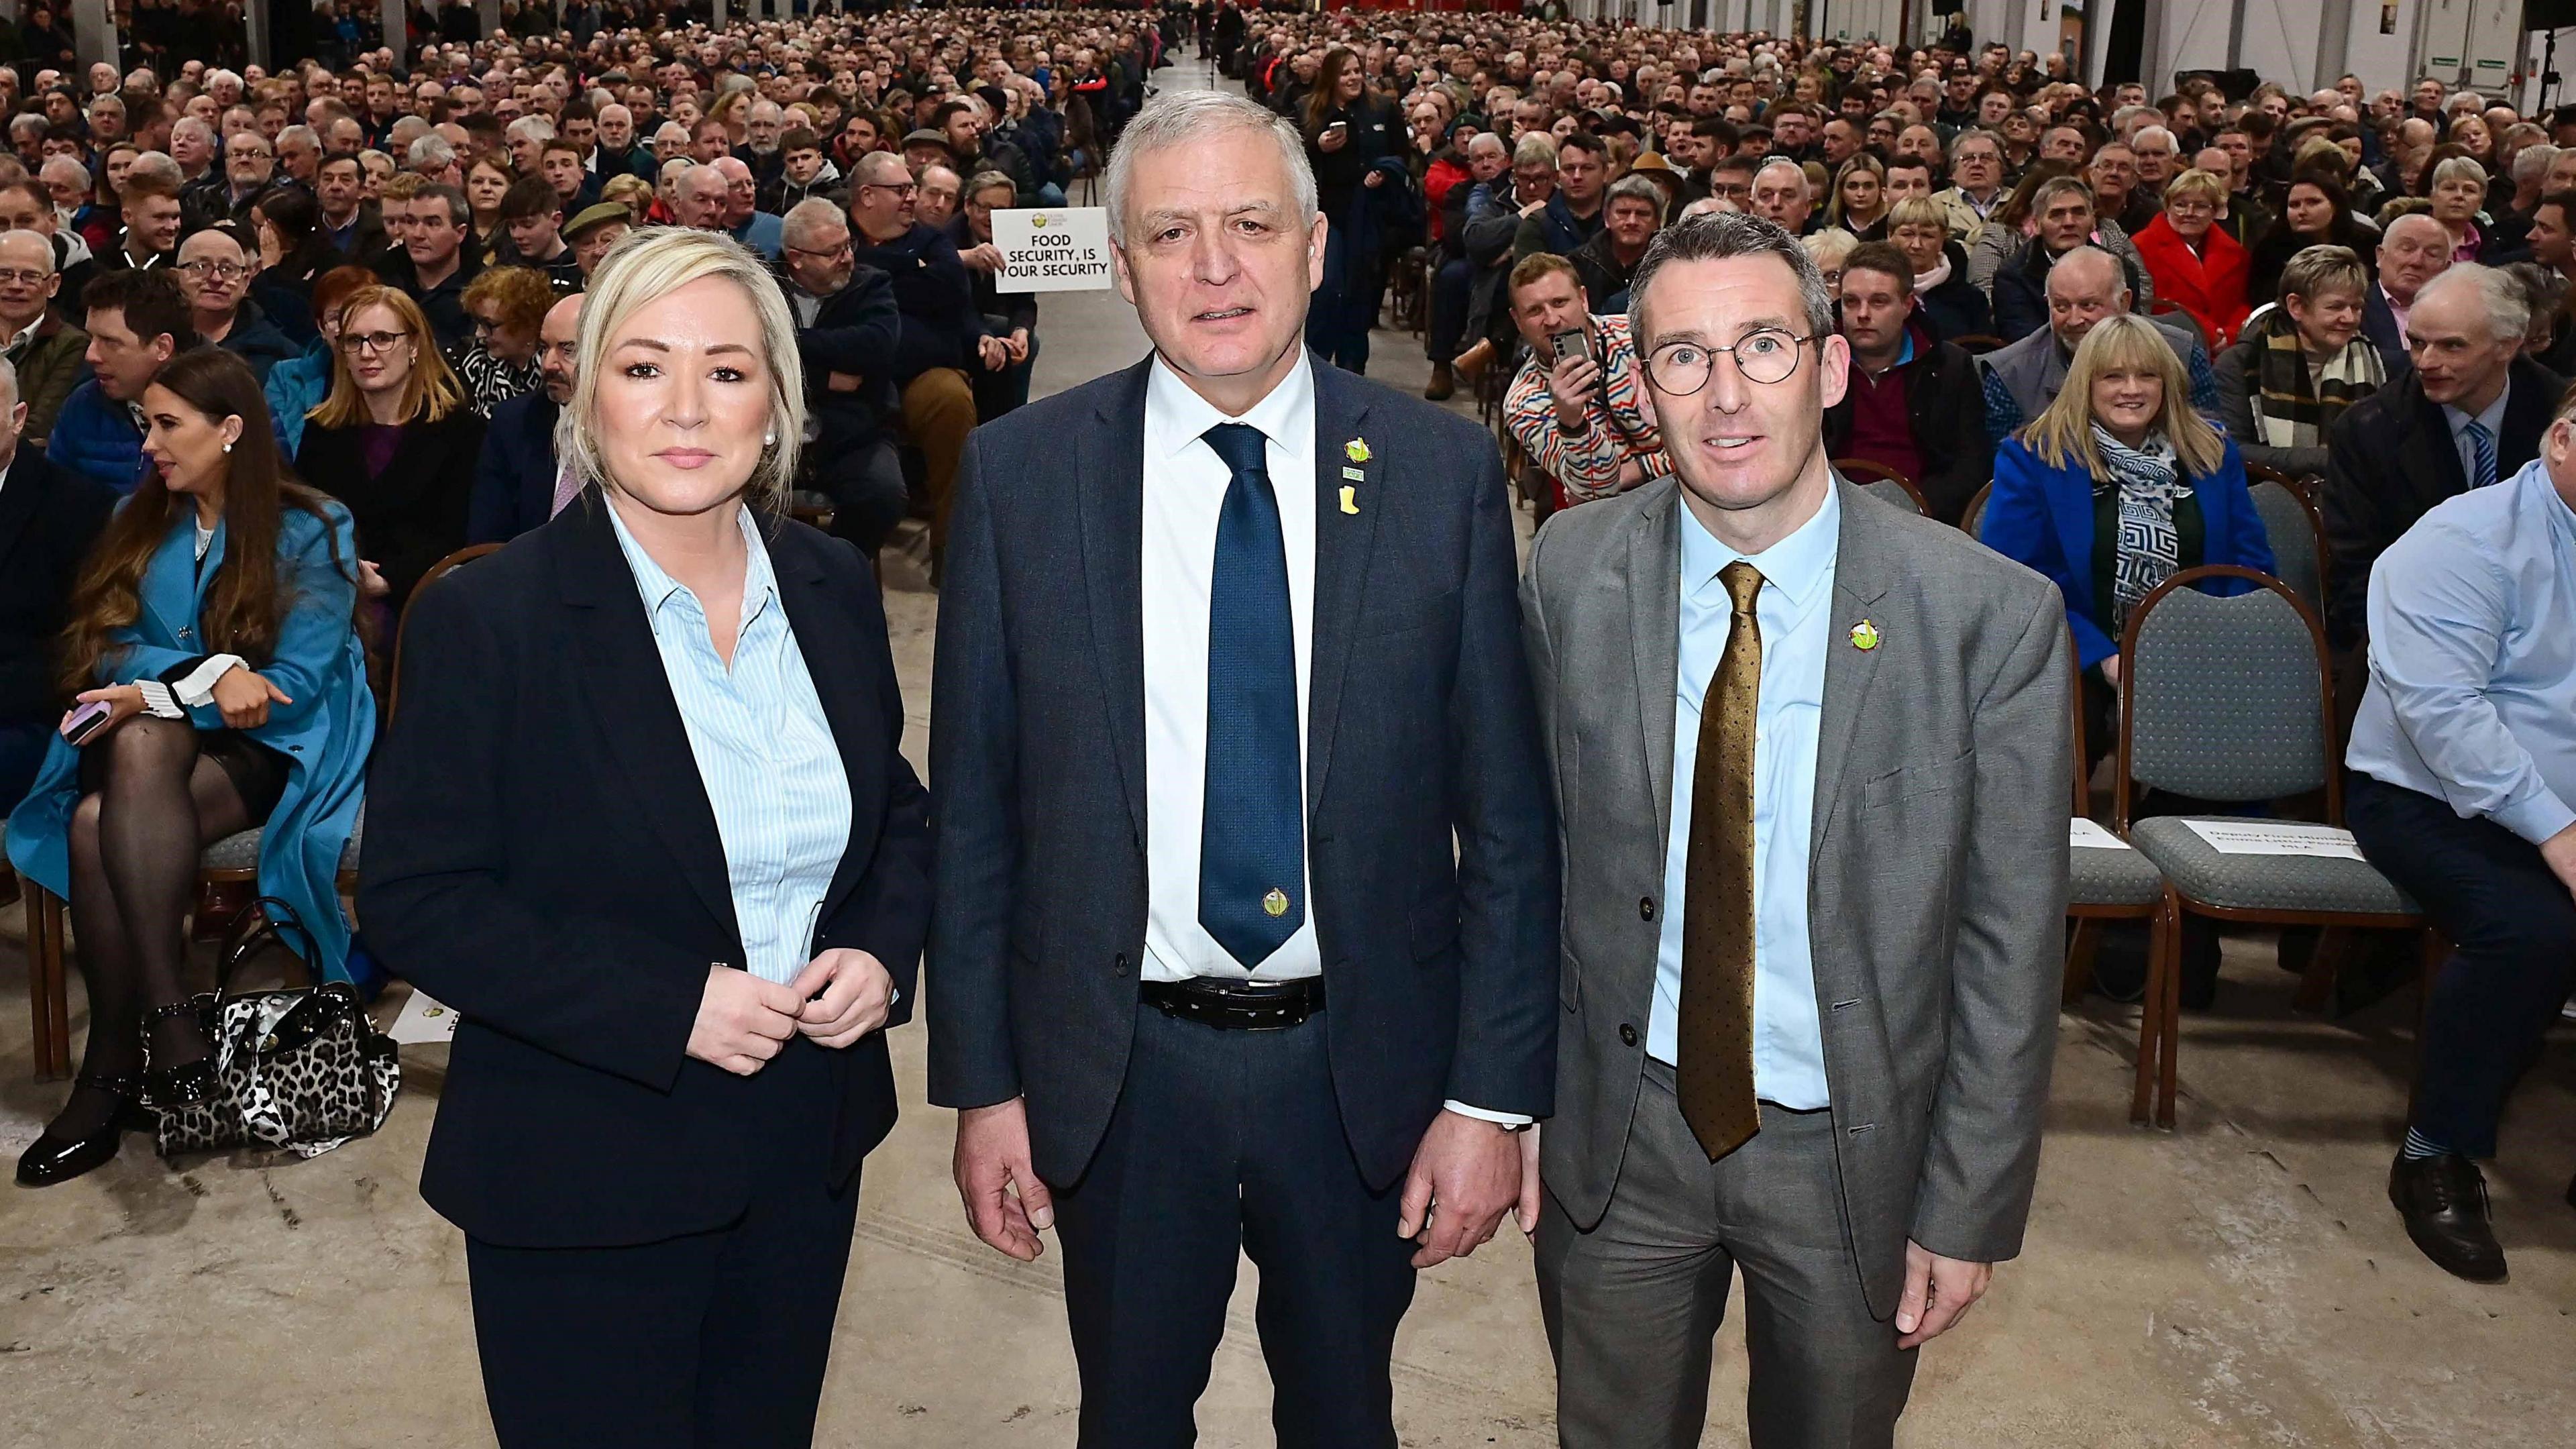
[1197,421,1305,969]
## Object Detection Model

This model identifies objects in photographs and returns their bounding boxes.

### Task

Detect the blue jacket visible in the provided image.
[266,339,333,458]
[7,500,376,979]
[43,378,144,494]
[1984,433,2277,669]
[469,392,559,544]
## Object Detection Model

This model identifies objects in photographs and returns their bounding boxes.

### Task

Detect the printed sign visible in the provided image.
[993,207,1116,293]
[2182,820,2366,861]
[388,988,461,1045]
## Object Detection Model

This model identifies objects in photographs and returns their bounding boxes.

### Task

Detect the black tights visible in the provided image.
[53,718,256,1138]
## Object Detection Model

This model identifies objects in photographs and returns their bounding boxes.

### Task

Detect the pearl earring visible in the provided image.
[221,439,234,453]
[764,431,777,447]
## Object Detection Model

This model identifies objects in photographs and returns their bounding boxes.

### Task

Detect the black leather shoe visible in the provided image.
[141,1000,218,1108]
[2388,1152,2507,1283]
[16,1075,142,1187]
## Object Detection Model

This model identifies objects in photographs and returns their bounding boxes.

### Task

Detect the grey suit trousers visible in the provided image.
[1534,1059,1918,1449]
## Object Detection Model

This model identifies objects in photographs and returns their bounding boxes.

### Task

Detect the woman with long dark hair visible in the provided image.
[9,349,373,1187]
[1300,44,1405,372]
[2245,172,2379,304]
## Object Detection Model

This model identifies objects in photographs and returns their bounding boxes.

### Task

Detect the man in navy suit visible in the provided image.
[467,293,579,544]
[929,90,1560,1446]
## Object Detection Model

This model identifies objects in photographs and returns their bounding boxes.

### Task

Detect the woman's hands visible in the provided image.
[356,559,390,598]
[210,665,294,729]
[62,684,145,738]
[684,950,896,1075]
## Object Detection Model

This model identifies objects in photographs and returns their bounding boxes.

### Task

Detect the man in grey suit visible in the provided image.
[1519,211,2072,1446]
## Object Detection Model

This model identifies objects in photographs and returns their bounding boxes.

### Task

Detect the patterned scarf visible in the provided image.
[2092,423,2189,625]
[2251,306,2385,451]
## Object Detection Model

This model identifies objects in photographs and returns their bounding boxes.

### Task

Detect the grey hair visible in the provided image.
[2515,144,2563,183]
[276,124,317,151]
[125,151,181,188]
[407,134,456,171]
[964,168,1018,205]
[2416,262,2531,343]
[557,227,807,511]
[1511,131,1558,169]
[1625,210,1835,346]
[1465,131,1508,158]
[2131,125,2176,152]
[2430,154,2489,193]
[1607,172,1666,221]
[2045,245,2129,302]
[780,196,845,249]
[1104,90,1316,246]
[505,115,557,144]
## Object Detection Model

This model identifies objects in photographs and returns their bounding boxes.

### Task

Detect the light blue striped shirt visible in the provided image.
[1650,485,1837,1110]
[607,501,852,985]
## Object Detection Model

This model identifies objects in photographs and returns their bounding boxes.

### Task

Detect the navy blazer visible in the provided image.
[926,355,1560,1191]
[2360,285,2410,378]
[1984,433,2277,669]
[356,497,932,1248]
[467,392,559,545]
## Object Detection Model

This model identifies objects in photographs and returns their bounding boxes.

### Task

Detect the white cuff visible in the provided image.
[172,653,247,708]
[135,680,186,720]
[1444,1099,1535,1128]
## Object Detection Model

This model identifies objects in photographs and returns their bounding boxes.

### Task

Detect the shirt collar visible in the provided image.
[1144,350,1315,466]
[2443,380,2511,441]
[1677,476,1840,612]
[604,494,779,634]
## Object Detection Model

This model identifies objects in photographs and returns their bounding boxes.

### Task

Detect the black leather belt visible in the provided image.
[1142,975,1326,1030]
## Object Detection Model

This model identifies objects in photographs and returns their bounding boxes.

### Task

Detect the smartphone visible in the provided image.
[62,699,115,745]
[1323,120,1350,141]
[1550,328,1590,366]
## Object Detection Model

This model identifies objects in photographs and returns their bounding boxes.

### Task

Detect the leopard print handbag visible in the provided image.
[154,898,402,1161]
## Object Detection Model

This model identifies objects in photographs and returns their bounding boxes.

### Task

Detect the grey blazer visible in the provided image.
[1519,477,2072,1318]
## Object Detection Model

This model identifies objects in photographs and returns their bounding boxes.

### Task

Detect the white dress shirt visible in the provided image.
[1139,354,1322,984]
[2440,380,2512,491]
[1136,356,1517,1124]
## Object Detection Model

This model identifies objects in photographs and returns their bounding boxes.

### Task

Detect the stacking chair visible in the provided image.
[2115,566,2427,1127]
[1959,481,1994,541]
[2248,479,2326,614]
[2064,637,2171,1028]
[25,543,498,1080]
[1831,458,1929,515]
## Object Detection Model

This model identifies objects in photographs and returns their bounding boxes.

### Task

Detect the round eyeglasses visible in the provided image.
[1644,328,1816,394]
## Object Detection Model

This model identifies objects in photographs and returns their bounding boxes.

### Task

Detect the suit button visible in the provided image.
[1114,953,1129,977]
[1619,1023,1638,1046]
[1639,896,1656,922]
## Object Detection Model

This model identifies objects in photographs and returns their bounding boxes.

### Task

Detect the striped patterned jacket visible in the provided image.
[1503,312,1673,504]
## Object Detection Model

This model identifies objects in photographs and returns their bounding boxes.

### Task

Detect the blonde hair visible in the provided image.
[2162,167,2228,211]
[309,286,467,429]
[2017,313,2226,478]
[1885,196,1948,236]
[555,226,806,511]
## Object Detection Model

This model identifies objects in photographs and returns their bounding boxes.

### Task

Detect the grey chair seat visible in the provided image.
[2070,835,2164,907]
[201,801,364,874]
[2129,816,2418,916]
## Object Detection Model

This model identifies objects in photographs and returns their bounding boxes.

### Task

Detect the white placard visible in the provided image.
[991,207,1116,292]
[2182,820,2366,861]
[388,988,461,1044]
[2070,818,2132,850]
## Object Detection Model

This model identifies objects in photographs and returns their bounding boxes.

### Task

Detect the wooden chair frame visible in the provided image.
[1831,458,1931,515]
[2114,566,2430,1127]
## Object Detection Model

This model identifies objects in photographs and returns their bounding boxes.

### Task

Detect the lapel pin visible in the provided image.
[1344,437,1372,464]
[1849,620,1881,651]
[1338,484,1360,515]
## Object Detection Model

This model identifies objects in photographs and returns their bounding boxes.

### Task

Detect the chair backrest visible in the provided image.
[1950,333,2006,355]
[1834,458,1928,515]
[1960,480,1994,540]
[2247,479,2324,611]
[387,542,505,723]
[2116,566,2338,825]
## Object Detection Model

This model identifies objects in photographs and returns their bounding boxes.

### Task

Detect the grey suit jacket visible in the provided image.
[1519,476,2072,1318]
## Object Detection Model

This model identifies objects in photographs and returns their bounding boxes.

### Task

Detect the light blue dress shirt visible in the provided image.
[2440,382,2511,491]
[2348,457,2576,846]
[1648,484,1837,1110]
[608,501,853,985]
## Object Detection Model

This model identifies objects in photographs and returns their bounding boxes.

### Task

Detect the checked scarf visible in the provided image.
[2093,423,2190,626]
[2251,307,2384,451]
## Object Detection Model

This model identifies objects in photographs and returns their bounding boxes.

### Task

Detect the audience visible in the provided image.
[1822,241,1990,523]
[2131,168,2253,348]
[775,196,908,556]
[1978,245,2217,441]
[958,173,1038,422]
[372,183,482,350]
[1568,173,1663,314]
[50,267,193,492]
[469,292,580,545]
[846,149,978,574]
[2346,384,2576,1285]
[175,224,296,384]
[453,264,553,417]
[1499,252,1666,511]
[1992,176,2149,342]
[9,348,372,1189]
[266,264,380,459]
[0,354,113,820]
[2363,212,2453,374]
[496,177,582,291]
[294,284,486,609]
[1886,196,1992,342]
[0,226,86,444]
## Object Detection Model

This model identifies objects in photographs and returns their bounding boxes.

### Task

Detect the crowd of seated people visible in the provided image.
[0,0,2562,1289]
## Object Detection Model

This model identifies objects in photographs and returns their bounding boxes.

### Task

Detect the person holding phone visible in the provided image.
[1501,252,1670,513]
[359,227,930,1448]
[1301,44,1403,372]
[9,349,374,1187]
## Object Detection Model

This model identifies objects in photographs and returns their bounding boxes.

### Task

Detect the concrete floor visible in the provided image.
[7,69,2576,1449]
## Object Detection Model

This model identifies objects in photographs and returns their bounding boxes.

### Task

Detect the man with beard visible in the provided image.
[466,290,579,543]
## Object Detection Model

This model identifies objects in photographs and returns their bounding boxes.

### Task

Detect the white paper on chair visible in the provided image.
[2182,820,2366,861]
[2069,818,2132,850]
[388,989,461,1044]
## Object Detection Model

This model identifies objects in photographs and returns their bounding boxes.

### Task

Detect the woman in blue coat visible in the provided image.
[1985,311,2274,1009]
[10,349,374,1187]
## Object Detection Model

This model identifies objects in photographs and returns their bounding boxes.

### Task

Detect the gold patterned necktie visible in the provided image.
[1677,559,1764,1161]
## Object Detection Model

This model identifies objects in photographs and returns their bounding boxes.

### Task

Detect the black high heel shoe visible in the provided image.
[16,1074,145,1187]
[141,1000,219,1108]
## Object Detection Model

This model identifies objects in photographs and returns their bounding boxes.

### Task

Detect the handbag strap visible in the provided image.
[213,896,322,1014]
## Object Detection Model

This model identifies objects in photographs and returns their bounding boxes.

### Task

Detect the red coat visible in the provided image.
[2131,212,2252,348]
